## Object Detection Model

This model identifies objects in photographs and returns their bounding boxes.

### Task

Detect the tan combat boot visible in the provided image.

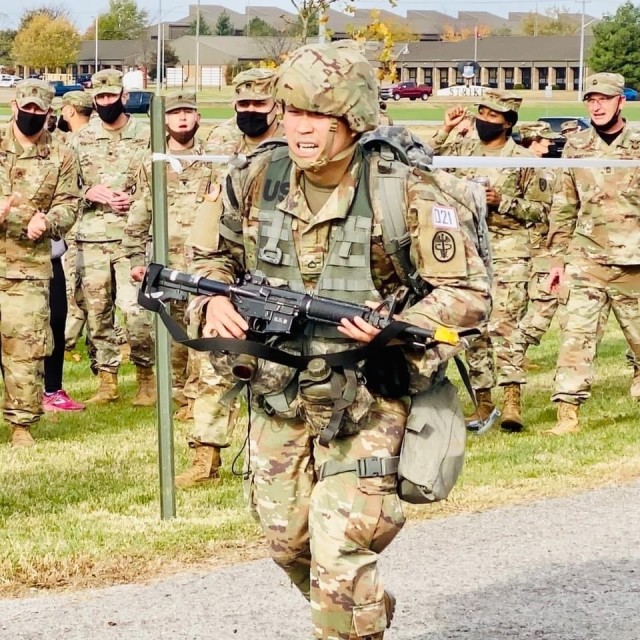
[466,389,501,435]
[174,399,194,422]
[10,426,35,448]
[85,371,119,405]
[501,383,524,432]
[175,444,221,489]
[544,402,580,435]
[132,366,156,407]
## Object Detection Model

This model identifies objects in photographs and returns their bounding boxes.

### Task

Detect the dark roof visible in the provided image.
[401,35,595,64]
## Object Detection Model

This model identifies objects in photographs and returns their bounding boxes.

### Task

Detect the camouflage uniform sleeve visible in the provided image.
[496,166,551,223]
[399,170,491,339]
[426,128,452,154]
[546,166,579,267]
[45,147,81,238]
[122,163,152,268]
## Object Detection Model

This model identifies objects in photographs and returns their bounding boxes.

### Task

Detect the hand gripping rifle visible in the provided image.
[138,263,480,380]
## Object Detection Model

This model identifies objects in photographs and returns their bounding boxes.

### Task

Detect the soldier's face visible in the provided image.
[476,106,508,126]
[94,92,121,106]
[283,106,354,162]
[584,92,624,126]
[165,108,200,132]
[235,98,276,113]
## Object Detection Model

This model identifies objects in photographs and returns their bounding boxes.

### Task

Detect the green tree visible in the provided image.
[148,41,179,81]
[12,13,79,69]
[89,0,149,40]
[588,1,640,89]
[245,16,277,36]
[0,29,17,66]
[215,11,234,36]
[186,12,213,36]
[520,5,580,36]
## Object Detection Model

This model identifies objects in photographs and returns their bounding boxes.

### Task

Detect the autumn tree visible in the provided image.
[520,5,580,36]
[13,13,80,70]
[253,30,297,64]
[186,12,213,36]
[0,29,17,67]
[441,23,491,42]
[215,11,234,36]
[588,1,640,88]
[88,0,149,40]
[19,4,70,30]
[148,41,179,81]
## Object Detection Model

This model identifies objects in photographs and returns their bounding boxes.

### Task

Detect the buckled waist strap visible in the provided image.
[318,456,399,481]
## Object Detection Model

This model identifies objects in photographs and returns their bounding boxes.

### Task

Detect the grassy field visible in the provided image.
[1,318,639,597]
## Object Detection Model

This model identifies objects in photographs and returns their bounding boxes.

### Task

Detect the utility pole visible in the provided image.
[156,0,162,94]
[94,16,99,73]
[577,0,594,102]
[195,0,200,91]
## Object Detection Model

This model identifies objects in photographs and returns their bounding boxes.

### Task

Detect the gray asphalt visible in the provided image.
[1,481,639,640]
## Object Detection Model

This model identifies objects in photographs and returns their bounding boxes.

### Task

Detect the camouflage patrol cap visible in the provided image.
[62,90,94,110]
[476,89,522,114]
[274,40,378,133]
[15,79,54,111]
[584,72,624,98]
[91,69,124,96]
[232,68,275,102]
[518,122,560,141]
[165,90,197,112]
[560,119,580,134]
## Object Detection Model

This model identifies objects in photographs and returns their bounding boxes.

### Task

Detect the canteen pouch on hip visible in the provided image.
[397,378,466,504]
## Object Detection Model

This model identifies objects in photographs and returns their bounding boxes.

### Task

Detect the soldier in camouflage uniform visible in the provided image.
[561,120,581,138]
[55,90,95,351]
[0,79,80,446]
[431,91,552,432]
[69,69,155,406]
[205,68,283,156]
[192,41,491,639]
[547,72,640,434]
[124,90,234,487]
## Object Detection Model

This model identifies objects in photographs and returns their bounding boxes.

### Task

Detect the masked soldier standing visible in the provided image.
[205,68,282,155]
[191,41,490,639]
[70,69,154,405]
[0,79,80,446]
[124,90,233,487]
[547,73,640,434]
[430,91,552,432]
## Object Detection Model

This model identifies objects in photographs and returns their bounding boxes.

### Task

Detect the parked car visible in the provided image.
[0,74,20,88]
[49,80,85,97]
[75,74,93,89]
[623,87,638,101]
[124,90,152,115]
[380,81,432,102]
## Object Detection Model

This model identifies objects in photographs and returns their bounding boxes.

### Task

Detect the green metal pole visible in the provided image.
[150,94,176,519]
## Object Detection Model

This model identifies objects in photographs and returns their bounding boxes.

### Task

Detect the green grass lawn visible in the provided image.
[1,318,639,596]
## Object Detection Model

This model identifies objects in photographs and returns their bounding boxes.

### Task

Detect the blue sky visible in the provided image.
[1,0,628,31]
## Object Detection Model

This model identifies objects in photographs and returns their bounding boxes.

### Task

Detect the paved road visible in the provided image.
[1,481,639,639]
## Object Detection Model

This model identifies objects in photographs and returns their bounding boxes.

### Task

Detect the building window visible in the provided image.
[439,68,448,88]
[423,67,433,85]
[487,67,498,88]
[504,67,514,90]
[521,67,532,90]
[537,67,549,89]
[408,67,417,81]
[554,67,567,88]
[571,66,580,90]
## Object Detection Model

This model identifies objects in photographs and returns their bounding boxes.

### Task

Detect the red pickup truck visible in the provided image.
[380,81,433,101]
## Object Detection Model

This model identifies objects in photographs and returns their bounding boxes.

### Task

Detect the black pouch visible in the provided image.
[363,346,410,398]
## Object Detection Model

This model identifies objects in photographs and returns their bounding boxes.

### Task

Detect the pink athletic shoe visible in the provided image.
[43,390,86,412]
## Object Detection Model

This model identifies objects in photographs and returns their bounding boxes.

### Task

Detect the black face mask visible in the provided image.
[542,143,558,158]
[236,109,273,138]
[166,122,199,146]
[591,109,621,134]
[57,115,70,133]
[475,118,506,143]
[96,97,125,124]
[16,109,48,137]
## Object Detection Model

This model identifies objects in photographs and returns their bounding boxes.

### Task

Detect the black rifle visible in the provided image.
[139,263,478,378]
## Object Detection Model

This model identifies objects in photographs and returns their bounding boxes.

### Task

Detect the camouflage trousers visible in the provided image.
[247,397,406,639]
[76,240,154,372]
[553,257,640,404]
[519,270,559,347]
[466,258,530,389]
[0,278,52,427]
[63,238,87,351]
